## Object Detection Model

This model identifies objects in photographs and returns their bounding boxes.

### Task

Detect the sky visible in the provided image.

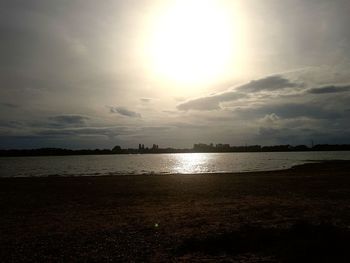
[1,0,350,149]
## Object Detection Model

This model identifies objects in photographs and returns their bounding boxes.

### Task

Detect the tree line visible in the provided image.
[1,144,350,157]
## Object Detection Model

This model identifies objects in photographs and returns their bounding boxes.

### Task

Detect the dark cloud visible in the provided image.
[138,126,172,134]
[235,103,341,120]
[236,75,298,93]
[308,84,350,94]
[31,125,172,141]
[0,133,125,150]
[1,103,19,108]
[256,126,350,145]
[110,107,141,118]
[36,126,129,138]
[49,115,89,125]
[258,127,287,139]
[0,120,23,128]
[177,92,247,111]
[177,75,298,111]
[256,126,315,145]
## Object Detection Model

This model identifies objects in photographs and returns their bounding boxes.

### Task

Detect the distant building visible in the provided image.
[193,143,215,152]
[152,144,159,150]
[216,144,230,150]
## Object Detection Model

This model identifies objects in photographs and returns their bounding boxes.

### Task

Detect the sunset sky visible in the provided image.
[1,0,350,149]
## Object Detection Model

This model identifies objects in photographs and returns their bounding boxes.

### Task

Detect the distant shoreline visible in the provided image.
[1,145,350,157]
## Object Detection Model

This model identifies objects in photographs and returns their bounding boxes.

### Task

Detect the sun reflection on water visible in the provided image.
[172,153,213,174]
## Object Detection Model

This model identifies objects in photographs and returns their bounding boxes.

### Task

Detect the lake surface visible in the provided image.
[1,151,350,177]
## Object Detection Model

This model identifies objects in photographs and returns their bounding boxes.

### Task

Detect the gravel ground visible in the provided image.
[1,161,350,262]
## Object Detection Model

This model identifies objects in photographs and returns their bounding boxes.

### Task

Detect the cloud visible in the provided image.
[109,106,141,118]
[236,75,298,93]
[308,84,350,94]
[0,120,23,128]
[0,126,130,149]
[1,103,19,108]
[259,113,280,125]
[162,110,179,115]
[258,127,284,138]
[177,92,247,111]
[36,126,130,138]
[177,75,298,111]
[235,103,341,120]
[140,98,153,103]
[256,125,350,146]
[255,126,312,145]
[49,115,89,125]
[169,122,208,129]
[139,126,172,132]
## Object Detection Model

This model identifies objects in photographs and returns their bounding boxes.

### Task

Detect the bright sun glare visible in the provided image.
[146,0,239,87]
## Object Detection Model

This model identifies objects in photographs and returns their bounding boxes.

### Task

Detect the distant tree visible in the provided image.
[293,145,309,151]
[112,145,122,152]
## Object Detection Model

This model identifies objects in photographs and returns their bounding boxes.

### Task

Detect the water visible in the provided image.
[1,151,350,177]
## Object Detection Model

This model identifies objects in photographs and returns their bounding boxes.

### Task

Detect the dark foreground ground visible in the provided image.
[1,161,350,262]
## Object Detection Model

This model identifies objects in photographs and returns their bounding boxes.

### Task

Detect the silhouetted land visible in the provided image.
[1,160,350,262]
[1,143,350,156]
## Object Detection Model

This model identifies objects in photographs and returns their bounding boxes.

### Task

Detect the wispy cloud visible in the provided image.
[49,115,89,125]
[307,84,350,94]
[109,106,141,118]
[236,75,298,93]
[37,126,129,138]
[140,98,153,103]
[177,92,247,111]
[1,103,19,108]
[177,75,298,111]
[234,103,342,120]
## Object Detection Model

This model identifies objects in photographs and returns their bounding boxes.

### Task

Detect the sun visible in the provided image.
[145,0,239,87]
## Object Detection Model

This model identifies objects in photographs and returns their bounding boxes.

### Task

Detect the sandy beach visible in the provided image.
[1,161,350,262]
